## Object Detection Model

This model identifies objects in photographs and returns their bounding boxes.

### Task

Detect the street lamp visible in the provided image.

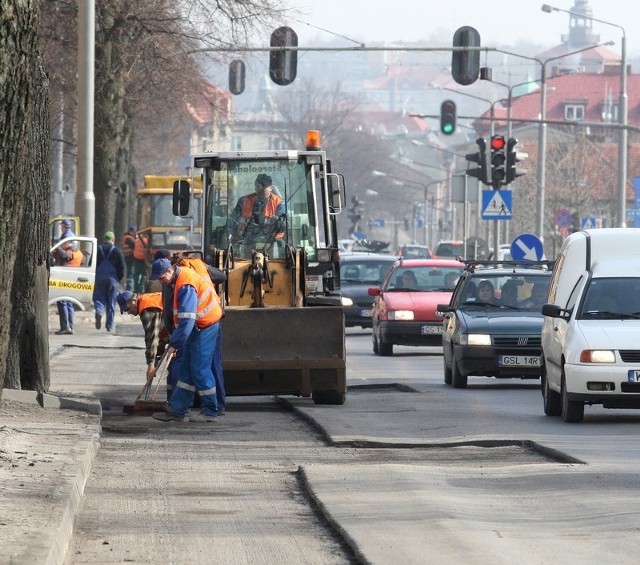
[542,4,627,227]
[495,41,614,240]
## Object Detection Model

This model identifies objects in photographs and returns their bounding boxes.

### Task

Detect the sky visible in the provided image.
[283,0,640,57]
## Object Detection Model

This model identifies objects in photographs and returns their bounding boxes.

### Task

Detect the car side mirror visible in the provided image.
[437,303,453,313]
[541,303,568,319]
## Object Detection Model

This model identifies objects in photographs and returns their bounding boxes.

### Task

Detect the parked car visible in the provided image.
[340,253,398,328]
[438,260,553,388]
[432,240,464,259]
[541,228,640,423]
[394,244,432,259]
[368,258,464,355]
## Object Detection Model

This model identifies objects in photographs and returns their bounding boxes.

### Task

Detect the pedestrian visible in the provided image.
[116,290,169,382]
[132,230,149,293]
[54,220,80,334]
[149,258,222,423]
[93,231,125,332]
[54,239,84,335]
[121,225,137,291]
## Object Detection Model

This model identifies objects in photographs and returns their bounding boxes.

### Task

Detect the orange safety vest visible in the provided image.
[240,193,282,219]
[177,257,211,280]
[133,235,148,261]
[66,249,84,266]
[172,267,222,329]
[121,233,135,257]
[137,292,163,313]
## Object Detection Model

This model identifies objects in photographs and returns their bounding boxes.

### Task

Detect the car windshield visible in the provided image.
[435,242,463,257]
[341,260,395,285]
[384,265,464,291]
[578,277,640,319]
[458,273,551,310]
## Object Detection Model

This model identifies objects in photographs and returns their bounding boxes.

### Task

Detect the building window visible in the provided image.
[565,104,585,121]
[230,136,242,151]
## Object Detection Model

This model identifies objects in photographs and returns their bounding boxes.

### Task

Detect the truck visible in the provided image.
[137,174,203,256]
[175,130,347,404]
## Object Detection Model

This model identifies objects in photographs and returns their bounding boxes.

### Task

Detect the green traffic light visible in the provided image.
[442,123,454,134]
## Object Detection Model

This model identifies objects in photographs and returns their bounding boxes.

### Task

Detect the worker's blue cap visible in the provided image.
[149,258,172,280]
[116,291,134,314]
[61,219,72,227]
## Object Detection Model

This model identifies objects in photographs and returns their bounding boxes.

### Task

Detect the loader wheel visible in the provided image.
[312,390,346,405]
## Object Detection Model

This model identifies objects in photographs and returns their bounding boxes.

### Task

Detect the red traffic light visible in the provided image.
[490,135,506,150]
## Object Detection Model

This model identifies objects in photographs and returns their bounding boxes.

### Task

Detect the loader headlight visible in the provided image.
[317,248,331,262]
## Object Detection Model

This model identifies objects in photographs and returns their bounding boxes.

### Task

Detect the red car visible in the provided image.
[368,259,464,356]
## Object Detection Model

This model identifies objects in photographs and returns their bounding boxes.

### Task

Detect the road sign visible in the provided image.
[554,208,571,228]
[581,216,596,229]
[511,233,544,261]
[481,190,512,220]
[371,218,385,228]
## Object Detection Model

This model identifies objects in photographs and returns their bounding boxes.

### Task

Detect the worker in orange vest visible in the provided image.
[132,231,149,293]
[121,225,136,291]
[54,237,84,335]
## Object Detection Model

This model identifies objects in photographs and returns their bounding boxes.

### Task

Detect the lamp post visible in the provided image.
[542,4,627,227]
[495,41,614,240]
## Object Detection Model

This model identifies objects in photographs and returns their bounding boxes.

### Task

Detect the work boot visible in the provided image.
[95,314,102,330]
[152,411,188,422]
[55,328,70,335]
[189,411,217,423]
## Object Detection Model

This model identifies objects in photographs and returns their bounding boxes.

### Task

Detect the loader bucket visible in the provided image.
[220,306,346,404]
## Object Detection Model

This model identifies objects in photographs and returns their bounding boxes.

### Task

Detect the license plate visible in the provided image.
[628,370,640,383]
[499,355,541,367]
[360,309,373,317]
[421,325,443,335]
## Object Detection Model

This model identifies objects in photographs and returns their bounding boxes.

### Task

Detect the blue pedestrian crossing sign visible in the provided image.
[511,233,544,261]
[581,216,596,229]
[481,190,512,220]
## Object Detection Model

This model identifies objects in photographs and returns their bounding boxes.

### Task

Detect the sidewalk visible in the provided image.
[0,307,139,564]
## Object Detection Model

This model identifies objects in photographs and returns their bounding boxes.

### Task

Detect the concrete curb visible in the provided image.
[1,388,102,417]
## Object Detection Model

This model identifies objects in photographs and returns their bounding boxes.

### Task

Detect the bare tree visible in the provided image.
[1,1,51,392]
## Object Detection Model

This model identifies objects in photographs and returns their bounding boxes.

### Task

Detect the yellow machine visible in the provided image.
[178,131,348,404]
[137,174,203,255]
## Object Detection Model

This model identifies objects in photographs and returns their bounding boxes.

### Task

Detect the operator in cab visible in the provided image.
[229,173,286,245]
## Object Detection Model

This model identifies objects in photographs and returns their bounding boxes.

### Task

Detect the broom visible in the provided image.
[123,350,173,415]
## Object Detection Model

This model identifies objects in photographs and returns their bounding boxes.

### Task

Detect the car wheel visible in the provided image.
[443,354,452,385]
[379,339,393,356]
[542,362,561,416]
[451,358,467,389]
[561,369,584,423]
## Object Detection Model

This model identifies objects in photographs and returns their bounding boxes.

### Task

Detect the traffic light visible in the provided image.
[439,100,456,135]
[505,137,528,184]
[269,26,298,86]
[465,137,488,185]
[228,60,246,95]
[490,135,507,189]
[451,26,481,86]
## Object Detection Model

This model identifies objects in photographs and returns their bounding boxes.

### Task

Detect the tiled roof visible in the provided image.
[186,81,230,125]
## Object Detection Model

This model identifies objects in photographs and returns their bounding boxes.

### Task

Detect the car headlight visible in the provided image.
[341,297,354,306]
[580,350,616,363]
[460,333,491,346]
[388,310,414,321]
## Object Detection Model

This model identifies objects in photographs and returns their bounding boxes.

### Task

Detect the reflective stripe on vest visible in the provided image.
[172,267,222,329]
[137,292,163,313]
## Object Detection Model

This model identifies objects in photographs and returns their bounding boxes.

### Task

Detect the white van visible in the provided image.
[541,228,640,422]
[49,236,97,310]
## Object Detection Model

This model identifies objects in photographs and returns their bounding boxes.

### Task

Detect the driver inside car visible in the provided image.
[229,173,286,244]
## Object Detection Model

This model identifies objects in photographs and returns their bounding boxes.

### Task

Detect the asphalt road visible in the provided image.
[50,320,640,563]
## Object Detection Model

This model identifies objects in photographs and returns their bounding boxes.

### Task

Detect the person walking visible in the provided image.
[121,225,137,291]
[93,231,125,332]
[149,258,222,423]
[132,230,149,293]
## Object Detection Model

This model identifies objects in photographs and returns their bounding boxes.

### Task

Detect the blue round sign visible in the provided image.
[510,233,544,261]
